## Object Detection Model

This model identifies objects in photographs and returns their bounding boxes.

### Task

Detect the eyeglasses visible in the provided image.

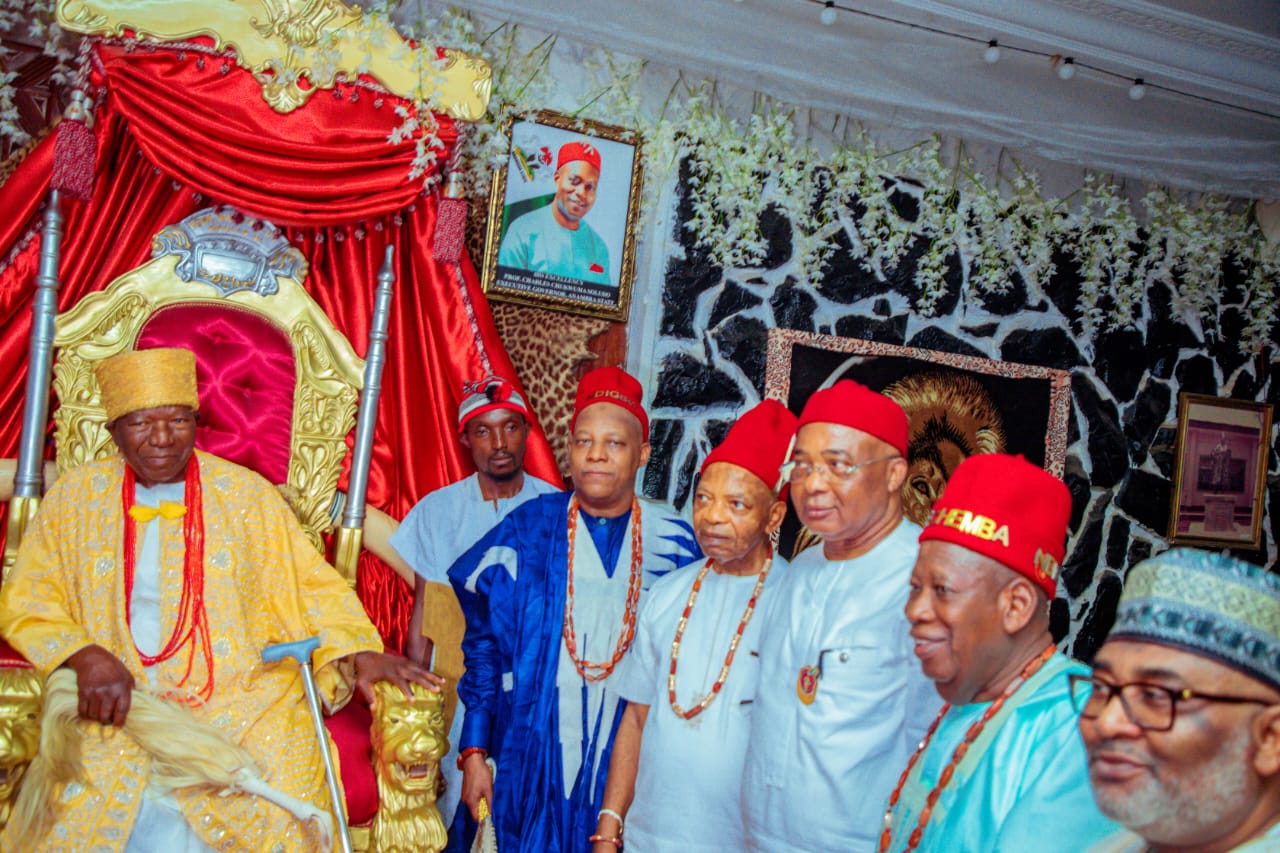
[1068,674,1274,732]
[778,454,900,485]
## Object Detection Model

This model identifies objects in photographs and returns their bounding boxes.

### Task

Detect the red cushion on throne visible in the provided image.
[0,638,32,670]
[326,698,379,825]
[136,303,296,485]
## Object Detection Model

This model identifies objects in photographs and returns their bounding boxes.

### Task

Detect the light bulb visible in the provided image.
[1128,78,1146,100]
[983,40,1000,64]
[820,2,837,26]
[1057,58,1075,80]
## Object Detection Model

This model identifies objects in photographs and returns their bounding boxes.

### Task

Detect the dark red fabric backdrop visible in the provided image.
[0,41,561,650]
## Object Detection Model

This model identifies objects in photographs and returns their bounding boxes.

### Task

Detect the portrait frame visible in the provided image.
[765,328,1073,558]
[1168,392,1273,549]
[481,110,643,322]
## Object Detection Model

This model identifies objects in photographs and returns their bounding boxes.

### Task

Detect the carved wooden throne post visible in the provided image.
[0,207,447,852]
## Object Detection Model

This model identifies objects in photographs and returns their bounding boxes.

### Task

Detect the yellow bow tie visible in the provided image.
[129,502,187,523]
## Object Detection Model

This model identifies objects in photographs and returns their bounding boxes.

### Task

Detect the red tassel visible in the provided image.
[50,92,96,201]
[432,194,468,263]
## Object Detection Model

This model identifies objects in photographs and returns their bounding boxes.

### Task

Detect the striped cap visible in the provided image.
[1108,548,1280,691]
[458,376,530,429]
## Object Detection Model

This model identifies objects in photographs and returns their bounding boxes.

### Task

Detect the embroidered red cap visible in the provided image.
[557,140,602,173]
[700,400,798,495]
[919,453,1070,597]
[795,379,908,456]
[572,366,648,438]
[457,375,530,430]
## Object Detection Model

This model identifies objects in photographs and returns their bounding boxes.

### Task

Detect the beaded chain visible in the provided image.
[562,495,644,682]
[122,456,214,703]
[667,552,772,720]
[878,643,1056,853]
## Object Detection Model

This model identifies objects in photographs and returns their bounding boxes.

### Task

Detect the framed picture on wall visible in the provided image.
[480,110,643,322]
[765,329,1073,559]
[1169,393,1273,548]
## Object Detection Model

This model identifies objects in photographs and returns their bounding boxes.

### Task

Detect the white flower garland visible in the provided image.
[3,4,1274,353]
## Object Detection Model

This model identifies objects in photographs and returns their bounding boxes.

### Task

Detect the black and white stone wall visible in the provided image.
[638,164,1280,661]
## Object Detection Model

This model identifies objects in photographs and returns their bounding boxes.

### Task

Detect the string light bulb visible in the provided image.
[820,1,837,26]
[983,40,1001,64]
[1129,77,1146,100]
[1056,57,1076,80]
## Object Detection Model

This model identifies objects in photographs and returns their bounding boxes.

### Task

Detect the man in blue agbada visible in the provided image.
[449,366,700,852]
[881,453,1119,852]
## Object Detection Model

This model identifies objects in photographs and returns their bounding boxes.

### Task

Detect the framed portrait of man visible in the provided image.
[481,110,642,322]
[1169,392,1273,548]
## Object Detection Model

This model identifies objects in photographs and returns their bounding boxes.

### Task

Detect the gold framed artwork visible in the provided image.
[481,110,642,322]
[1169,392,1273,548]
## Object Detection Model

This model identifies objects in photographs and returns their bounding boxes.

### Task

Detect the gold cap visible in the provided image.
[95,347,199,423]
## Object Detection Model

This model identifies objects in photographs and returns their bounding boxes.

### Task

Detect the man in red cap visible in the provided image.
[497,139,611,285]
[448,366,700,852]
[880,453,1118,851]
[389,374,560,834]
[591,400,797,852]
[742,379,940,853]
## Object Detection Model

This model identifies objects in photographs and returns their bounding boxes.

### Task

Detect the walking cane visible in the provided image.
[262,637,355,853]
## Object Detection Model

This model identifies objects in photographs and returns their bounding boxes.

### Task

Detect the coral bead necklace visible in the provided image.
[121,456,214,703]
[668,550,772,721]
[562,495,644,682]
[879,642,1056,852]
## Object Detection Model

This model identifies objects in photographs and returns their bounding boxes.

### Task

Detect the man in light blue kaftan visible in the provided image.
[449,367,700,853]
[498,140,611,285]
[882,453,1117,853]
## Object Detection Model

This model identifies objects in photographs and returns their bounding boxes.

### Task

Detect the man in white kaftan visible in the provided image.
[742,380,940,853]
[598,400,797,852]
[390,376,558,832]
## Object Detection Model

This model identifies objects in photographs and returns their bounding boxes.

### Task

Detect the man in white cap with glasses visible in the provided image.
[1078,548,1280,853]
[742,380,940,853]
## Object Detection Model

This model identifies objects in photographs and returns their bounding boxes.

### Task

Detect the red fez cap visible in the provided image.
[919,454,1070,597]
[458,375,530,430]
[701,400,798,494]
[557,141,602,173]
[796,380,908,456]
[573,366,647,438]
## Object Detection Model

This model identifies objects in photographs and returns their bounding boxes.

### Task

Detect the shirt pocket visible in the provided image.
[815,628,908,710]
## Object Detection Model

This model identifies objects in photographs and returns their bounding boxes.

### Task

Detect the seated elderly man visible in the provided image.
[882,453,1117,852]
[594,400,796,852]
[1079,549,1280,853]
[0,347,438,852]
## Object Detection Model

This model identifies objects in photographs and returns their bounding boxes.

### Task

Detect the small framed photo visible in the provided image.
[1169,392,1273,548]
[481,110,642,322]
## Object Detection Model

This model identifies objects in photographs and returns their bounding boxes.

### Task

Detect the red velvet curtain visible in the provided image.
[0,41,561,650]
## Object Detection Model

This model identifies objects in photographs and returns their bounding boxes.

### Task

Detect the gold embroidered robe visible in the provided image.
[0,451,382,852]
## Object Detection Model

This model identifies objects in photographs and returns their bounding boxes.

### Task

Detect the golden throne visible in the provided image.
[0,207,448,851]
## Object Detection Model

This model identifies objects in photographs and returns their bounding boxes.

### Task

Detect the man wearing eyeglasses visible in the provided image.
[1077,549,1280,853]
[881,453,1118,852]
[742,380,940,853]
